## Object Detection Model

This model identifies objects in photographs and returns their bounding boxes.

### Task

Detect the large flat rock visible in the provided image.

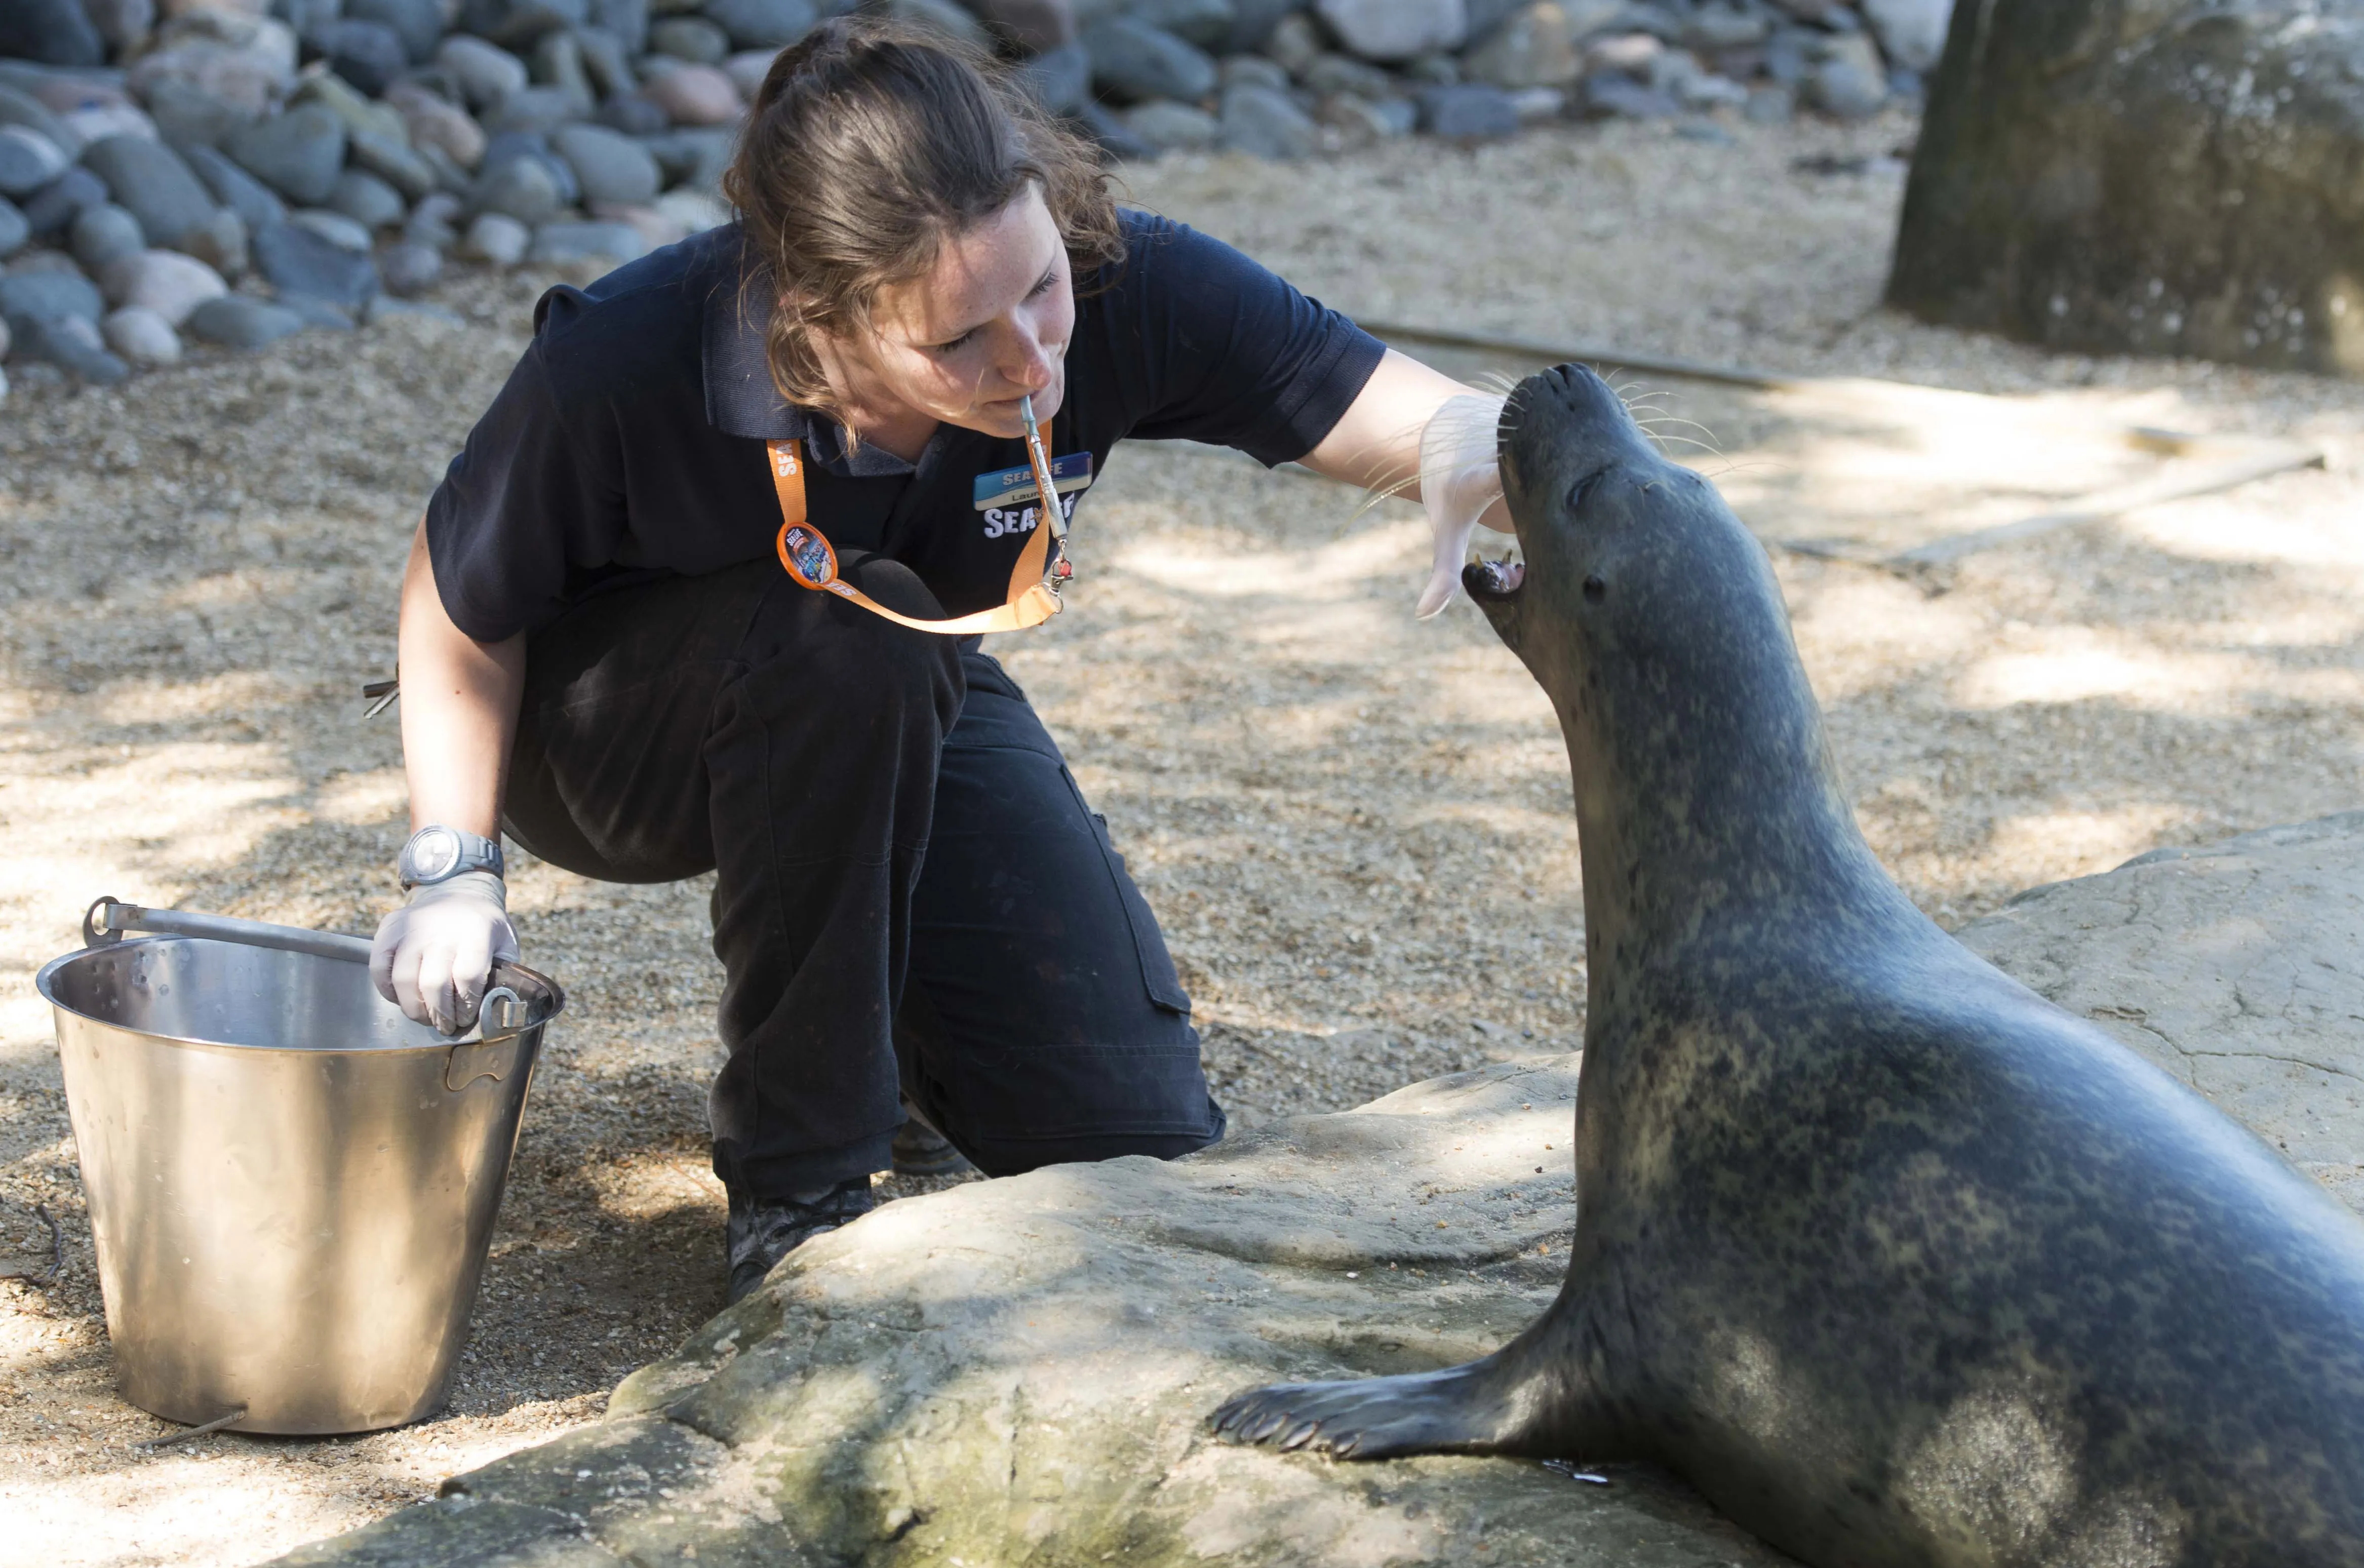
[273,814,2364,1566]
[272,1059,1786,1568]
[1956,809,2364,1215]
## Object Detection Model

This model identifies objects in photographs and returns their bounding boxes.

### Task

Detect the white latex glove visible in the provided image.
[370,872,520,1035]
[1414,391,1513,619]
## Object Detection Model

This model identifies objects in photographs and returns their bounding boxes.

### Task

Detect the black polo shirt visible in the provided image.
[423,209,1387,642]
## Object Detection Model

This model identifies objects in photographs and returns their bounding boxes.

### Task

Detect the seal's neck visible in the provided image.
[1549,557,1913,968]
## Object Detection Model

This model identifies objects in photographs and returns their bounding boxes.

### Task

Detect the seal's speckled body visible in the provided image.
[1213,365,2364,1567]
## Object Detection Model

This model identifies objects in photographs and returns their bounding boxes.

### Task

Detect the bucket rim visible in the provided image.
[35,935,567,1056]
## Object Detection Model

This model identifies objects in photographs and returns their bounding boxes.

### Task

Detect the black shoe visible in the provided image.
[890,1113,973,1178]
[724,1178,875,1304]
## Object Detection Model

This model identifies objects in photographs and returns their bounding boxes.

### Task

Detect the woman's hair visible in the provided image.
[722,18,1127,419]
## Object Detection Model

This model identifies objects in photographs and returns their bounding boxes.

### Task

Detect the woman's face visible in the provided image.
[846,183,1075,439]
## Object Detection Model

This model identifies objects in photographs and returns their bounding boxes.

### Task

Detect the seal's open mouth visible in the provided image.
[1466,556,1525,601]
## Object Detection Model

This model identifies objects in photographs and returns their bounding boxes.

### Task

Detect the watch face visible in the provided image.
[413,828,459,882]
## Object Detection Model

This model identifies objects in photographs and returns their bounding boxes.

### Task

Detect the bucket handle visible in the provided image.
[84,897,373,964]
[446,987,528,1091]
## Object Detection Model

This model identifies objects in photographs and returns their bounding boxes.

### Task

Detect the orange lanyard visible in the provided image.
[769,411,1072,635]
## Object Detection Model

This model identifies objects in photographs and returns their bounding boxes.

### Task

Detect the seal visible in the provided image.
[1212,363,2364,1566]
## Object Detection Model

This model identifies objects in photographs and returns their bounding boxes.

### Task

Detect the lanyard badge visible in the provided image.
[771,395,1071,635]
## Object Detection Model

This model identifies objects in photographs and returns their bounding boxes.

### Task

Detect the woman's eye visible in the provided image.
[932,331,976,354]
[1029,270,1056,297]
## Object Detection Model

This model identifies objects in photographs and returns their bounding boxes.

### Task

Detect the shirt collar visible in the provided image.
[700,236,915,478]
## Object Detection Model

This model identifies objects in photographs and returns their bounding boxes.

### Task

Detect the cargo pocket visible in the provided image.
[1068,774,1192,1016]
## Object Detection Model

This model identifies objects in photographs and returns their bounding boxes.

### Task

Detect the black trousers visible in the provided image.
[502,559,1225,1199]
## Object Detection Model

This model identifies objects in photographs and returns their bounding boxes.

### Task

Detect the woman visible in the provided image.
[373,19,1505,1302]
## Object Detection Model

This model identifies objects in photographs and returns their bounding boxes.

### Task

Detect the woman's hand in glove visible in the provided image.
[370,871,520,1034]
[1415,391,1513,619]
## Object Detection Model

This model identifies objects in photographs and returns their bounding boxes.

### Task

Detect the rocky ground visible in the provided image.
[0,0,1940,387]
[0,105,2361,1568]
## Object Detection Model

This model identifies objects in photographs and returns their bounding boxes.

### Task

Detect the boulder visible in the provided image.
[0,266,101,331]
[184,292,304,347]
[1014,39,1091,115]
[378,237,442,294]
[436,35,533,110]
[97,246,225,325]
[721,47,776,99]
[1083,17,1218,105]
[326,168,407,229]
[1217,79,1316,156]
[316,18,410,96]
[643,125,732,187]
[0,84,77,160]
[486,83,583,133]
[1859,0,1948,74]
[467,148,568,222]
[1889,0,2364,376]
[1417,80,1519,139]
[288,66,411,145]
[649,184,727,234]
[126,37,291,116]
[185,143,286,231]
[1223,0,1297,53]
[141,76,259,147]
[253,216,378,309]
[18,166,104,238]
[1128,0,1233,50]
[644,61,742,124]
[456,0,589,47]
[0,197,25,257]
[588,0,649,55]
[1315,0,1464,63]
[554,120,662,206]
[873,0,989,48]
[100,303,179,366]
[11,313,128,382]
[1803,31,1885,119]
[80,135,223,251]
[458,209,529,264]
[84,0,155,52]
[527,216,649,263]
[571,24,635,97]
[702,0,814,50]
[0,126,67,200]
[650,14,730,59]
[177,206,248,280]
[595,92,671,134]
[1460,1,1585,90]
[1123,98,1220,152]
[224,103,347,206]
[348,130,438,203]
[288,207,375,252]
[383,85,488,171]
[402,189,464,248]
[1219,52,1289,91]
[0,0,106,66]
[529,28,598,112]
[68,202,145,270]
[1260,10,1320,74]
[343,0,444,62]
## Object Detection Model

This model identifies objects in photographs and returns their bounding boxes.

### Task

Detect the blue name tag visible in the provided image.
[973,452,1092,511]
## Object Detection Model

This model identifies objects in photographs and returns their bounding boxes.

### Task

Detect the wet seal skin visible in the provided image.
[1213,364,2364,1566]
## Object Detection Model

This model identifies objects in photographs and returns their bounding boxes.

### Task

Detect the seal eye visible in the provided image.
[1569,468,1608,508]
[1583,575,1606,603]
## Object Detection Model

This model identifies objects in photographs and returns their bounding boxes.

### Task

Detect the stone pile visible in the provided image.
[0,0,1945,396]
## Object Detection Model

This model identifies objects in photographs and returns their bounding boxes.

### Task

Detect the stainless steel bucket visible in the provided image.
[36,901,564,1434]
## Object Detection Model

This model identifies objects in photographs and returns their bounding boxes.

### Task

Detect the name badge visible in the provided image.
[974,451,1092,510]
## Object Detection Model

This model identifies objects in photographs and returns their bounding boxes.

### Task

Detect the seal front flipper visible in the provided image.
[1211,1321,1612,1461]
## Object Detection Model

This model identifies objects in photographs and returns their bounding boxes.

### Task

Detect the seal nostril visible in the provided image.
[1583,575,1606,603]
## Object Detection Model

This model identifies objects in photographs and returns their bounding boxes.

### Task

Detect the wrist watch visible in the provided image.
[398,825,506,890]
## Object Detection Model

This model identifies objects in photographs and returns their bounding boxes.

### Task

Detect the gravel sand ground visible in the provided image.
[3,109,2360,1566]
